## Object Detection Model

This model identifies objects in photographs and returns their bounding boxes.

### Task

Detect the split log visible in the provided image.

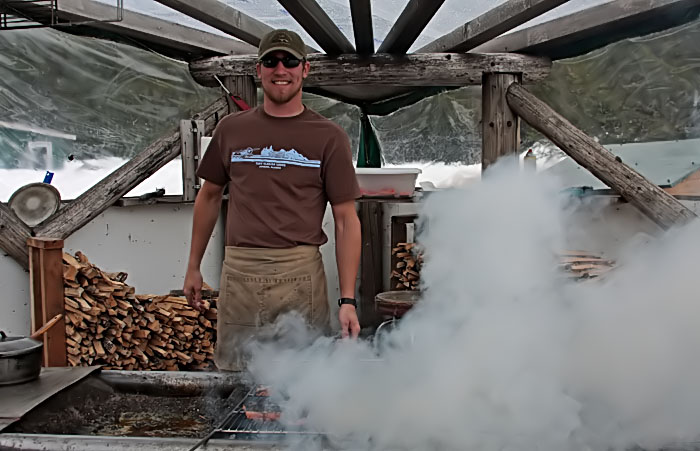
[506,82,697,230]
[557,250,615,281]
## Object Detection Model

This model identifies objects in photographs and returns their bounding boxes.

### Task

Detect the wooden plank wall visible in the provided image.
[27,237,67,367]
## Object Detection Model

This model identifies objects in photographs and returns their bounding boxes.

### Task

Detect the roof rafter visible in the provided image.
[152,0,273,48]
[377,0,446,54]
[277,0,355,54]
[3,0,256,58]
[473,0,700,59]
[418,0,572,53]
[349,0,374,54]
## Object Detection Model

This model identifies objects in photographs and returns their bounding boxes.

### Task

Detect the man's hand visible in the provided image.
[184,267,206,312]
[339,304,360,339]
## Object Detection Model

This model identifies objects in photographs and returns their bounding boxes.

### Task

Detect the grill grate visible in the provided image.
[214,387,321,438]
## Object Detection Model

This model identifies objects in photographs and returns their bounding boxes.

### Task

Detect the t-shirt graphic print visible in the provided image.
[231,146,321,170]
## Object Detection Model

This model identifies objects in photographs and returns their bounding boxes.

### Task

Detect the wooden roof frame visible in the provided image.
[8,0,698,102]
[2,0,699,271]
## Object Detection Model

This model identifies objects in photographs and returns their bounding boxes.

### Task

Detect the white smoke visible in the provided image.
[246,159,700,451]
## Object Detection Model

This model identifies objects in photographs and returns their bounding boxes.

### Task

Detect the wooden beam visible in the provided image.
[473,0,700,60]
[27,237,67,367]
[34,98,228,240]
[377,0,446,54]
[9,0,256,59]
[506,83,696,230]
[151,0,272,48]
[277,0,355,54]
[418,0,572,53]
[190,52,551,87]
[0,202,32,270]
[482,73,521,171]
[349,0,374,54]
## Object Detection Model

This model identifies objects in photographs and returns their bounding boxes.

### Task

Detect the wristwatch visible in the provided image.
[338,297,357,308]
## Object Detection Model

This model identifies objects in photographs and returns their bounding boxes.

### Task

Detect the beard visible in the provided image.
[262,81,302,105]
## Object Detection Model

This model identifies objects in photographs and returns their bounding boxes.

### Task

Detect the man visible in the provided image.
[183,29,362,371]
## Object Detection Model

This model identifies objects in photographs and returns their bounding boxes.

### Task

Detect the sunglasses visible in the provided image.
[259,55,304,69]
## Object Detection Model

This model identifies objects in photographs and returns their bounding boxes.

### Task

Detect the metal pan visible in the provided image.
[0,314,63,385]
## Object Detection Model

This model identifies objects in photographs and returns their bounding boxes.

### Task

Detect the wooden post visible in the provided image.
[482,73,521,171]
[358,200,383,328]
[222,75,257,113]
[27,237,67,367]
[180,119,205,202]
[506,82,697,230]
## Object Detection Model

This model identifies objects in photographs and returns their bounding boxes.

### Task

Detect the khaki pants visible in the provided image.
[214,245,330,371]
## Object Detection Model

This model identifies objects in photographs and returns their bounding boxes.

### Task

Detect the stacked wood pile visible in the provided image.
[62,251,217,371]
[558,250,616,281]
[391,242,423,291]
[390,246,615,289]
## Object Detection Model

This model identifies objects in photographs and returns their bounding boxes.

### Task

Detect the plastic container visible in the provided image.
[355,168,422,197]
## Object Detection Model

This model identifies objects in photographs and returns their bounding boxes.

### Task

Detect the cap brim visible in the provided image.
[259,46,305,60]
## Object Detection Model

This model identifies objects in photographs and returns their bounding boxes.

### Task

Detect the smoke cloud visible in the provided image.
[246,159,700,451]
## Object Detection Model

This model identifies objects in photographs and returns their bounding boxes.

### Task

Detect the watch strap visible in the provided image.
[338,297,357,308]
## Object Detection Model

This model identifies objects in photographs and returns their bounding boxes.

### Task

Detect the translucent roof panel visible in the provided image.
[508,0,616,33]
[95,0,229,37]
[406,0,511,52]
[213,1,326,51]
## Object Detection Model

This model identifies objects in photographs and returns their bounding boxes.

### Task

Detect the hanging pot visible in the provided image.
[0,314,63,385]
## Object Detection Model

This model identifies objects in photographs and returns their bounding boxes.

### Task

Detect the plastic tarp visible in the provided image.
[1,7,699,182]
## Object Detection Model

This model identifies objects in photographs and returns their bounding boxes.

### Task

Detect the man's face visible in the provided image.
[256,51,309,105]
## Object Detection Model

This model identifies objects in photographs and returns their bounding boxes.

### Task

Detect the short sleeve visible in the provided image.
[322,126,361,204]
[195,122,229,186]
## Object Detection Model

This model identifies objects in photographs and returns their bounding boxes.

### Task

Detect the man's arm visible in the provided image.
[331,199,362,338]
[184,180,225,311]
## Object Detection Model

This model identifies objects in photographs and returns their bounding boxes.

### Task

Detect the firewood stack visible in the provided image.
[389,246,615,290]
[391,242,423,291]
[558,250,616,281]
[62,251,217,371]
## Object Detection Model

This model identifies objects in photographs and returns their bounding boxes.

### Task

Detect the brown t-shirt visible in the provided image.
[196,106,361,248]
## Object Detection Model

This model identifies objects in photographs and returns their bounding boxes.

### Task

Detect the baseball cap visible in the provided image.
[258,29,306,60]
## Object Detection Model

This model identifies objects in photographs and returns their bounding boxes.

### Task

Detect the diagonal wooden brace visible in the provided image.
[34,98,228,240]
[0,202,32,269]
[506,82,696,230]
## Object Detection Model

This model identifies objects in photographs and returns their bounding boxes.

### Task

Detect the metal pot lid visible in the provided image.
[8,182,61,227]
[0,331,43,357]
